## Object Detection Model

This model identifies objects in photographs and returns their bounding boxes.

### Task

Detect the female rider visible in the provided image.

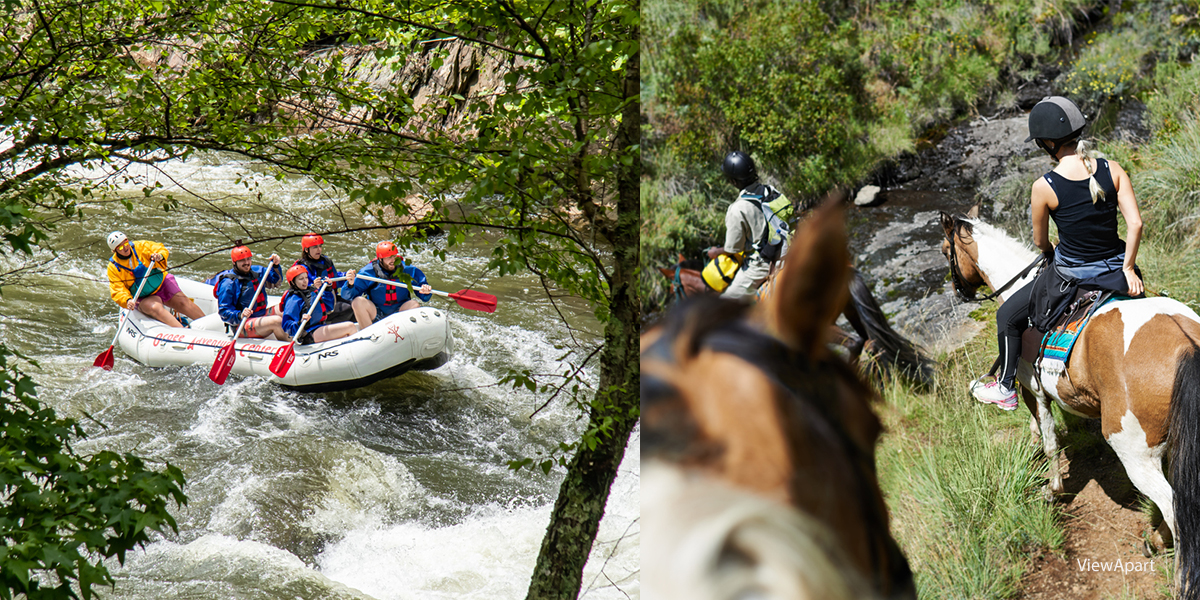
[972,96,1145,410]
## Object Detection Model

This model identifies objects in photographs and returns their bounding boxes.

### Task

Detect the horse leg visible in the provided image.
[1018,372,1062,500]
[1106,419,1175,541]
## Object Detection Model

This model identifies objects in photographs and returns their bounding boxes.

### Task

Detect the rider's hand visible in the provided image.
[706,246,723,260]
[347,270,356,286]
[149,252,163,263]
[1124,267,1144,297]
[242,307,252,319]
[270,253,281,265]
[419,284,431,295]
[126,299,137,310]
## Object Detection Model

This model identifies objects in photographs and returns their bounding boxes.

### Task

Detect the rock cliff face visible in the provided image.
[323,39,519,135]
[134,37,518,136]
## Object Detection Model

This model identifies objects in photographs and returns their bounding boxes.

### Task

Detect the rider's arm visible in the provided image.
[1110,160,1143,268]
[1030,178,1056,255]
[1110,160,1144,296]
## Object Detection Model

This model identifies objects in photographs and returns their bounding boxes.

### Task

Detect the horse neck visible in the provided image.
[972,225,1038,302]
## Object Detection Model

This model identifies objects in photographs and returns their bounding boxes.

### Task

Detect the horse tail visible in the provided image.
[1170,344,1200,599]
[847,270,935,390]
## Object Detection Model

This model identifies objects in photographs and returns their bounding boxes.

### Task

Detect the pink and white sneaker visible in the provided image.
[970,380,1018,411]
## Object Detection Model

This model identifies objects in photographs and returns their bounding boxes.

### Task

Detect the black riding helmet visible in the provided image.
[722,151,758,189]
[1026,96,1086,158]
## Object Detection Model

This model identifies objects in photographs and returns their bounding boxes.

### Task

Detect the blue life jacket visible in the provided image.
[280,286,326,340]
[339,260,430,319]
[207,264,281,326]
[294,255,342,314]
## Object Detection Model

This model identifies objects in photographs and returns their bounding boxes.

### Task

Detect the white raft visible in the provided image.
[115,276,453,392]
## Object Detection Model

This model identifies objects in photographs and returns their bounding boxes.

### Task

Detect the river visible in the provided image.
[0,153,639,599]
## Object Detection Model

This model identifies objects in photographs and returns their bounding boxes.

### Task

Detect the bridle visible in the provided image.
[945,219,1045,303]
[642,296,913,596]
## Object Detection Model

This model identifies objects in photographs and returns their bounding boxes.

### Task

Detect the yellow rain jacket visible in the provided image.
[107,240,170,308]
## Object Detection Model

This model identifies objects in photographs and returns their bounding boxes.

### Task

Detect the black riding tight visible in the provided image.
[994,282,1034,389]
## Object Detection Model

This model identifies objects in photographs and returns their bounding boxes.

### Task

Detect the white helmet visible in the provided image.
[107,231,128,252]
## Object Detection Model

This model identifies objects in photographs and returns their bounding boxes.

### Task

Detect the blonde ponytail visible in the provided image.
[1076,139,1106,204]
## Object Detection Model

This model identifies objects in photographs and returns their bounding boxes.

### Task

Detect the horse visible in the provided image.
[939,209,1200,597]
[643,203,915,600]
[658,256,935,390]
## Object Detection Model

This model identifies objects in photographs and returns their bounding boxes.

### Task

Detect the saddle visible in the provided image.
[1020,287,1123,379]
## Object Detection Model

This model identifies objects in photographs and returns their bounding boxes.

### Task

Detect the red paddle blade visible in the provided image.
[94,346,115,371]
[449,289,497,313]
[269,343,296,378]
[209,342,237,385]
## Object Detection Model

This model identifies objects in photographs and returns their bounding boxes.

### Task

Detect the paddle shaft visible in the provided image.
[106,265,157,349]
[228,263,277,340]
[352,273,427,291]
[285,281,331,344]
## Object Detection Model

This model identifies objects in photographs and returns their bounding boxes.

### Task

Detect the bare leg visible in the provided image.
[313,322,358,343]
[166,292,206,320]
[351,297,377,330]
[137,295,183,328]
[243,315,286,340]
[399,299,422,312]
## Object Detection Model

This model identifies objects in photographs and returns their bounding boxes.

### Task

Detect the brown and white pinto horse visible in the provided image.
[940,210,1200,597]
[643,203,915,600]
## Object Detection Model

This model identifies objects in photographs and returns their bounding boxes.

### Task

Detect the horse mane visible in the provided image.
[958,218,1039,294]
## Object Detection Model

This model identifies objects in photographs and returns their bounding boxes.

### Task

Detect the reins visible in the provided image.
[947,220,1046,303]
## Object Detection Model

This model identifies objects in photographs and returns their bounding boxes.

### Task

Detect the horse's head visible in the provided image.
[939,210,986,302]
[642,203,914,600]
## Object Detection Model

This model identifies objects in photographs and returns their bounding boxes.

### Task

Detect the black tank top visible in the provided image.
[1045,158,1123,262]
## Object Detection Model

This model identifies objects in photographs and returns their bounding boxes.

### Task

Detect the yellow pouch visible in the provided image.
[702,253,743,292]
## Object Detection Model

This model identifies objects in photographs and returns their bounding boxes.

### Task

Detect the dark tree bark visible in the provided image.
[524,48,641,600]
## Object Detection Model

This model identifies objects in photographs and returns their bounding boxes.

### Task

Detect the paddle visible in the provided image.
[94,265,156,371]
[353,273,497,313]
[209,263,276,384]
[268,280,332,379]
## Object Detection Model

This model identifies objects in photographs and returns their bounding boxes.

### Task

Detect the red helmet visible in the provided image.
[301,233,324,249]
[376,241,399,260]
[286,264,309,285]
[231,245,252,262]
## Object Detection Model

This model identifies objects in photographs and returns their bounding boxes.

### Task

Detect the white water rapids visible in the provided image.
[0,153,639,599]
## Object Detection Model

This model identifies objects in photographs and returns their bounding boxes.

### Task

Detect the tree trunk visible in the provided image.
[524,48,641,600]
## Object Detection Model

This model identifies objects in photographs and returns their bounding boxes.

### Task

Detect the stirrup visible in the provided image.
[968,373,998,394]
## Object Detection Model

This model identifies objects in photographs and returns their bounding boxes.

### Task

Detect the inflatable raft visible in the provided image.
[115,277,452,392]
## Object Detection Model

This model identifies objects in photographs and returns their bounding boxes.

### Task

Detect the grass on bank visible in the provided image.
[873,310,1064,599]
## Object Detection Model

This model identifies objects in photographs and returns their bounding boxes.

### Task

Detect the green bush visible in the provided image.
[0,346,187,599]
[1060,28,1154,114]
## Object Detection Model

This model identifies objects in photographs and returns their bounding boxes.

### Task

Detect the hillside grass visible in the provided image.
[874,307,1065,599]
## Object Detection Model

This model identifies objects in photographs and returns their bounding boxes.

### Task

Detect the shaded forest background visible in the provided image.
[642,0,1200,311]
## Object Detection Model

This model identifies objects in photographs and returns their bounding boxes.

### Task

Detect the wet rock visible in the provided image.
[855,185,883,206]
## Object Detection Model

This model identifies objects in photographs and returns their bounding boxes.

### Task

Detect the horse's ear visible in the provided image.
[939,211,956,240]
[967,204,980,219]
[757,196,849,357]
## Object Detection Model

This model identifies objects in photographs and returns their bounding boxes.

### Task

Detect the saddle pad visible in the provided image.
[1041,295,1122,363]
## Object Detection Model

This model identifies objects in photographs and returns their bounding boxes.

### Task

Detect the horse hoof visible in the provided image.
[1142,537,1156,558]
